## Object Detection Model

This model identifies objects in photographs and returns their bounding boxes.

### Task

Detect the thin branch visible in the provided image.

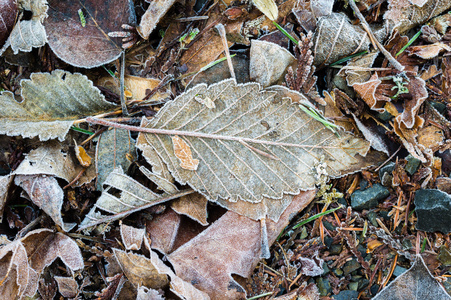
[86,117,363,151]
[348,0,404,71]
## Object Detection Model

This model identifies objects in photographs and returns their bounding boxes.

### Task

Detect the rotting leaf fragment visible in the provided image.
[172,135,200,171]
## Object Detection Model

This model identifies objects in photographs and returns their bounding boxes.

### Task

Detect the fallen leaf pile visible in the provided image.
[0,0,450,299]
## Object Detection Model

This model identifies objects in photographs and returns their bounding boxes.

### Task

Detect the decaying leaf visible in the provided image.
[352,74,392,113]
[171,193,208,226]
[96,128,135,190]
[54,276,79,298]
[313,13,371,66]
[45,0,135,68]
[137,79,383,204]
[13,142,96,187]
[0,0,17,48]
[311,0,333,17]
[345,51,380,86]
[14,174,76,231]
[79,167,191,230]
[137,286,165,300]
[172,135,200,171]
[0,175,13,223]
[373,254,451,299]
[385,0,451,34]
[147,208,181,254]
[113,248,169,289]
[150,250,210,300]
[120,223,145,251]
[0,70,115,141]
[250,40,296,87]
[167,190,316,299]
[137,0,177,39]
[0,229,83,299]
[408,43,451,59]
[7,0,47,54]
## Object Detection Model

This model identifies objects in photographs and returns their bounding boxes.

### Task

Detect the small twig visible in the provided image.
[141,74,173,102]
[63,168,87,189]
[348,0,404,71]
[86,117,360,151]
[77,189,195,231]
[374,146,402,172]
[120,51,128,115]
[177,16,209,22]
[215,23,235,80]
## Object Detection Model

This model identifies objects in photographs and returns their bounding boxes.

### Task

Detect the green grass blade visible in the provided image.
[293,205,342,230]
[273,21,298,45]
[71,126,94,135]
[396,30,422,57]
[330,50,368,66]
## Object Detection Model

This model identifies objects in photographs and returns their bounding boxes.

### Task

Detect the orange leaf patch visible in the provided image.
[172,135,199,171]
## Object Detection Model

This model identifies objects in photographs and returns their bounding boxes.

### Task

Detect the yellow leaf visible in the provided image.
[252,0,278,21]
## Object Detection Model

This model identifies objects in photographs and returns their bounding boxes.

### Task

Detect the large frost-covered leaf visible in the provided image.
[136,79,384,203]
[0,70,115,141]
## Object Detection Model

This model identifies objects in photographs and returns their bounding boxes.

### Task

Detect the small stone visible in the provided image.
[378,162,395,181]
[316,277,332,296]
[351,184,390,210]
[323,220,336,231]
[414,189,451,233]
[333,290,359,300]
[405,154,421,175]
[367,211,378,226]
[393,265,408,277]
[438,246,451,266]
[358,278,369,290]
[370,284,380,295]
[334,268,343,276]
[325,236,334,248]
[348,281,359,291]
[329,243,342,255]
[377,110,393,122]
[431,101,446,114]
[343,259,360,275]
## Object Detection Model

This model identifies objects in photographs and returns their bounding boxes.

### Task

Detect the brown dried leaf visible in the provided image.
[314,13,371,66]
[323,90,355,132]
[54,276,79,298]
[250,40,296,87]
[150,250,210,300]
[345,51,380,86]
[408,43,451,59]
[0,0,17,48]
[147,208,181,254]
[14,175,76,231]
[120,223,145,251]
[384,0,451,34]
[45,0,135,68]
[398,77,428,129]
[0,229,83,299]
[139,79,382,204]
[171,193,208,226]
[113,248,169,289]
[373,254,451,299]
[167,191,315,299]
[0,70,116,141]
[352,74,392,113]
[417,125,444,150]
